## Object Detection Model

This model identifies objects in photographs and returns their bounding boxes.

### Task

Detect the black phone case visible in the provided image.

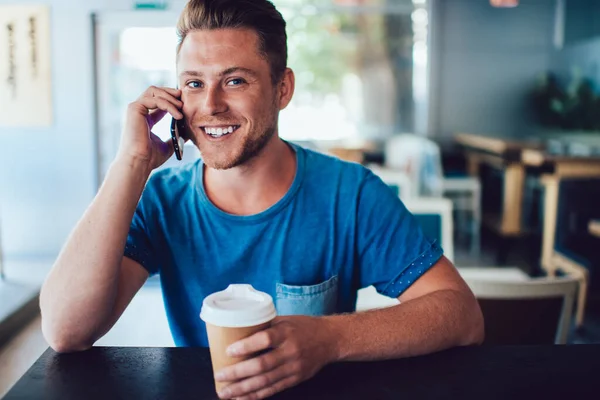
[170,117,185,160]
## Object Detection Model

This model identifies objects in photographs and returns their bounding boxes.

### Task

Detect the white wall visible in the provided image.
[429,0,558,138]
[0,0,186,259]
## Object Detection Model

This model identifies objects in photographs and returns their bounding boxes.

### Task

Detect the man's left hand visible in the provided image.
[214,315,339,399]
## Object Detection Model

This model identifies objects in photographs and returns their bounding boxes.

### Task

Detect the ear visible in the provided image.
[277,68,295,110]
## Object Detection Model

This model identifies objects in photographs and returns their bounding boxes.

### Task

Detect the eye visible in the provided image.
[186,81,202,89]
[226,78,246,86]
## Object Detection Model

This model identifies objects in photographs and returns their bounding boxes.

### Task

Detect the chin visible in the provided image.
[200,128,276,170]
[201,152,242,170]
[206,161,235,170]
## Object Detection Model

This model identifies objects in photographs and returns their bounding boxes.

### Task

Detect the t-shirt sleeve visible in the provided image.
[123,183,161,276]
[356,170,444,298]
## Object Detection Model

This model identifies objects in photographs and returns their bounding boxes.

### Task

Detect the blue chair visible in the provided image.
[367,165,414,200]
[385,135,480,254]
[550,178,600,327]
[403,197,454,263]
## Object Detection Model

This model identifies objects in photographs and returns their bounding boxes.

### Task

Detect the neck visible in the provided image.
[203,136,297,215]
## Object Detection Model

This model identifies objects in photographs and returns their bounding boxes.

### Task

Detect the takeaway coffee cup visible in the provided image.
[200,284,277,392]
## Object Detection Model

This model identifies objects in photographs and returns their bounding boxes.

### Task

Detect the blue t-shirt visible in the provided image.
[124,143,443,347]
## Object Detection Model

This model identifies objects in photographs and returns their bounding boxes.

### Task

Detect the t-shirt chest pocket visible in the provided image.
[275,275,338,316]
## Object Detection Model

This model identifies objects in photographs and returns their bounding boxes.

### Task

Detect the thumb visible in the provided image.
[150,132,174,159]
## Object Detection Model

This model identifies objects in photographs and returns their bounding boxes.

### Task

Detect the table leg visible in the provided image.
[540,176,559,273]
[501,164,525,236]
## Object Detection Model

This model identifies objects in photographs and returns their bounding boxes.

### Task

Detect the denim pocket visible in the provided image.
[275,275,338,316]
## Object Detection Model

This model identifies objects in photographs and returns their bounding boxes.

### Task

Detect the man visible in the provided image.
[40,0,484,399]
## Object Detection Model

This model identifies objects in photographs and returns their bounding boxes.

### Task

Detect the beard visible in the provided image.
[195,121,277,170]
[193,103,279,170]
[217,123,276,170]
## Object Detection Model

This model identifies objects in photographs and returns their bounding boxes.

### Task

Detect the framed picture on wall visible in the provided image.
[0,4,52,127]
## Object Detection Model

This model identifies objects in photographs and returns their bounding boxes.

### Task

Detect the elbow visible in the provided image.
[44,329,93,354]
[48,339,92,354]
[465,297,485,346]
[470,314,485,346]
[450,289,484,347]
[40,291,95,354]
[41,315,93,354]
[48,341,91,354]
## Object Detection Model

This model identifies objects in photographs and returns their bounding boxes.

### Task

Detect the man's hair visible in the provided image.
[177,0,287,84]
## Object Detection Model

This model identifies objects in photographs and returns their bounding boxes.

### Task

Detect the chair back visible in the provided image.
[403,197,454,262]
[368,165,414,199]
[554,178,600,286]
[384,134,444,197]
[467,277,578,345]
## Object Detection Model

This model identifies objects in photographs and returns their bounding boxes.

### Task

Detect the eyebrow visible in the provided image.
[179,67,259,79]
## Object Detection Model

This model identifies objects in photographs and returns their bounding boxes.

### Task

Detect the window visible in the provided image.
[95,1,429,179]
[276,0,429,141]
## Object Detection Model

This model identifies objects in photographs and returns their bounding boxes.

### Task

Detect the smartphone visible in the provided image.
[170,117,186,160]
[170,88,187,161]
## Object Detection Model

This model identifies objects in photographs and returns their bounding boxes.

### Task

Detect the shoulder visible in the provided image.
[296,144,376,191]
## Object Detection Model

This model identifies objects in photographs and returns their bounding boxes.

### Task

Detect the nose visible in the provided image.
[202,85,228,116]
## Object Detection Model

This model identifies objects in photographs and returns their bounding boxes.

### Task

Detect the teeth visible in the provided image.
[204,126,237,137]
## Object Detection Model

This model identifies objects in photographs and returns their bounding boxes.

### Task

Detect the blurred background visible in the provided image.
[2,0,600,395]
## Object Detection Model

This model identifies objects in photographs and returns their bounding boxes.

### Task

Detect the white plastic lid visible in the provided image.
[200,284,277,328]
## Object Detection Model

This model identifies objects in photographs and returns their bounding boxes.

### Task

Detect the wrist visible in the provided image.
[111,155,152,179]
[320,316,347,363]
[106,157,153,194]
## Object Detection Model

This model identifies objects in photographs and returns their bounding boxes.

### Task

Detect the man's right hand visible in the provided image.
[117,86,184,171]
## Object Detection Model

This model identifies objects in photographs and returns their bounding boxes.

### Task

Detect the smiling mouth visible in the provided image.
[201,125,241,138]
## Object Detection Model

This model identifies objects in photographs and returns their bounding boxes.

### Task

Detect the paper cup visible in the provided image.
[200,284,277,392]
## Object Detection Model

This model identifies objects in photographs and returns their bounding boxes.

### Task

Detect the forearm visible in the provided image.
[40,158,150,350]
[326,289,484,362]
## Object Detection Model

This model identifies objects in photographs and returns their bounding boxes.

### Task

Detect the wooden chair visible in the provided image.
[466,276,578,345]
[327,147,364,164]
[541,177,600,328]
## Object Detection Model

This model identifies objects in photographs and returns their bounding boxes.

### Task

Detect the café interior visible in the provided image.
[1,0,600,397]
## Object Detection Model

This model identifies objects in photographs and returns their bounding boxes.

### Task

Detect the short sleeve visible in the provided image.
[124,187,161,276]
[356,171,444,298]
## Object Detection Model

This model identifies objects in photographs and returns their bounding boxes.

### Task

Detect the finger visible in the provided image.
[217,362,298,399]
[148,86,183,108]
[158,86,182,97]
[153,92,183,109]
[140,86,183,110]
[239,375,299,400]
[227,327,284,358]
[215,348,285,383]
[150,132,174,158]
[137,97,183,120]
[145,92,184,127]
[144,85,182,103]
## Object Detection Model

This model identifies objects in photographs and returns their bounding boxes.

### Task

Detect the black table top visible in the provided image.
[5,345,600,399]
